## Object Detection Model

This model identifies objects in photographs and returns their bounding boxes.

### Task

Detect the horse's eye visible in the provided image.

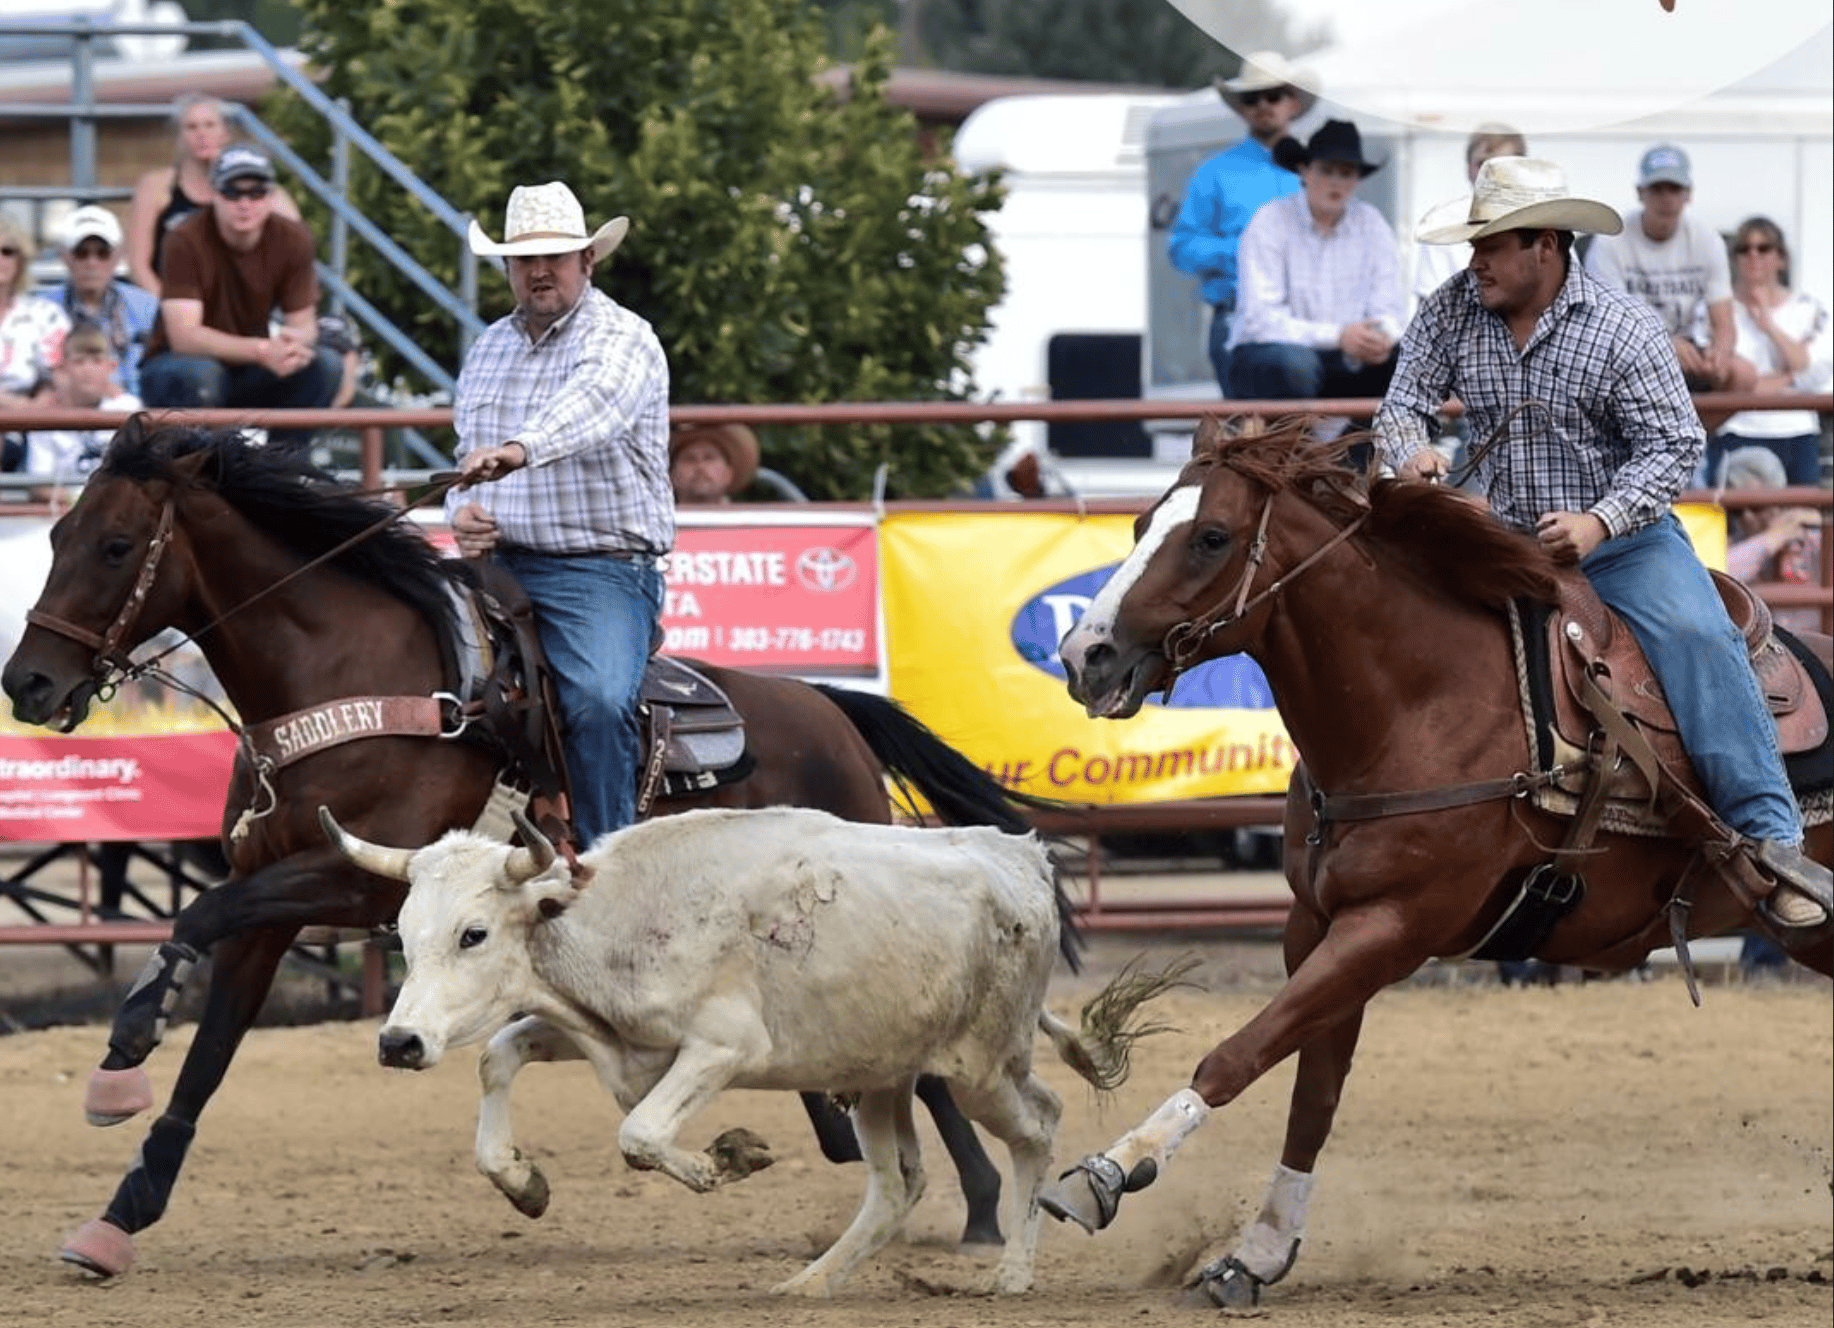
[1195,526,1232,555]
[459,926,488,950]
[101,537,134,564]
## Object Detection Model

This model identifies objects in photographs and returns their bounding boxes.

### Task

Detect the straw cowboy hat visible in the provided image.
[1273,119,1383,178]
[1214,50,1319,118]
[1416,157,1623,245]
[467,181,629,262]
[669,422,760,494]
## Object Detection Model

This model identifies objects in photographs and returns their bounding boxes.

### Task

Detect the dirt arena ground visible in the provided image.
[0,936,1827,1328]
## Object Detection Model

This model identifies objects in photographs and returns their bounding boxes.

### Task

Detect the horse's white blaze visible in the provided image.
[1058,486,1201,675]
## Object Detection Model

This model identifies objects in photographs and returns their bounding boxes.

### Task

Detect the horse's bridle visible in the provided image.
[24,497,176,697]
[1158,483,1371,683]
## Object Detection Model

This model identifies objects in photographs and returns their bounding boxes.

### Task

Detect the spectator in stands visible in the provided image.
[1413,125,1528,310]
[138,144,340,456]
[1696,216,1831,488]
[127,92,301,297]
[1721,444,1823,637]
[1584,144,1738,396]
[45,205,159,398]
[23,323,139,485]
[1228,119,1404,466]
[318,312,363,410]
[1167,50,1316,397]
[1,214,71,472]
[669,422,758,504]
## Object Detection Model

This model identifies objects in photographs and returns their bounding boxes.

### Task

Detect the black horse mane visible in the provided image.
[99,417,463,638]
[1188,415,1561,609]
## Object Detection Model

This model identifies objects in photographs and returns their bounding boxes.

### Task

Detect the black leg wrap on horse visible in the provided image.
[104,1114,197,1234]
[106,941,200,1067]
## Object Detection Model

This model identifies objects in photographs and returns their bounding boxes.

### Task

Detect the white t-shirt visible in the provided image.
[25,391,141,478]
[1583,208,1732,339]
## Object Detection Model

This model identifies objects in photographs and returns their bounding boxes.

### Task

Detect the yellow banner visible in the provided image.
[881,512,1295,804]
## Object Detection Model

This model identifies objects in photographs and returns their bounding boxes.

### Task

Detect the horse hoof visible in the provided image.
[59,1218,135,1278]
[495,1167,550,1220]
[84,1067,153,1127]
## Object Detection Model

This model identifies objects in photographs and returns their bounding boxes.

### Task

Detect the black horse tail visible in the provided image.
[813,683,1084,971]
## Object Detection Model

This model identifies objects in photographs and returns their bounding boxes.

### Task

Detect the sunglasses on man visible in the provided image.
[71,242,115,261]
[1237,88,1292,107]
[219,183,271,202]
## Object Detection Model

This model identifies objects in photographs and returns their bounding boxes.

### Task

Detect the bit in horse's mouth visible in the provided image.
[1084,653,1165,720]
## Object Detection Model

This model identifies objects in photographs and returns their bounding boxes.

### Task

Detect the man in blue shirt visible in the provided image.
[1167,50,1316,396]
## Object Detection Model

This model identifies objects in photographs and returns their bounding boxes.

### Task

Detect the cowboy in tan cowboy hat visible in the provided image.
[669,422,759,503]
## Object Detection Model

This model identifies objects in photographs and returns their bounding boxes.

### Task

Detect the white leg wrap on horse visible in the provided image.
[1232,1163,1314,1283]
[1105,1087,1210,1173]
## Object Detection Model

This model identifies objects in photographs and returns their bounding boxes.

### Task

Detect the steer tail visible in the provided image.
[1040,955,1203,1092]
[814,682,1085,971]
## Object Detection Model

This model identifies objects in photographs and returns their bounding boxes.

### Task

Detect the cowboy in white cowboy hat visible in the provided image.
[446,178,674,846]
[1376,156,1832,933]
[1170,50,1323,397]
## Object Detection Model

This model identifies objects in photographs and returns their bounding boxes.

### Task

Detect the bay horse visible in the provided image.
[1040,417,1831,1306]
[0,417,1056,1277]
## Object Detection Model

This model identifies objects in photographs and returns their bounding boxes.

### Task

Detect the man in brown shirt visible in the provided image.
[139,144,338,453]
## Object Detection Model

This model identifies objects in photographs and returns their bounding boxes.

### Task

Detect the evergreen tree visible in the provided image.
[267,2,1006,499]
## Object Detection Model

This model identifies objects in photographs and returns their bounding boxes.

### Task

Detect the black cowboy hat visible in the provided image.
[1274,119,1383,178]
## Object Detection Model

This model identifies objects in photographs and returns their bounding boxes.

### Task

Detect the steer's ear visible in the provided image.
[518,872,578,923]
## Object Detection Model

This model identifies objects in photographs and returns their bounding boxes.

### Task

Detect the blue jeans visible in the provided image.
[1225,342,1396,402]
[140,349,342,452]
[497,550,663,845]
[1703,431,1822,488]
[1581,514,1800,843]
[1207,304,1236,397]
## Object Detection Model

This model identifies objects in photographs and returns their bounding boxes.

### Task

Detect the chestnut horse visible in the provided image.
[0,418,1054,1277]
[1042,418,1831,1306]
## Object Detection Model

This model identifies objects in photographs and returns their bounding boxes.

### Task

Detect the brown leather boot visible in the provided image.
[1753,840,1832,928]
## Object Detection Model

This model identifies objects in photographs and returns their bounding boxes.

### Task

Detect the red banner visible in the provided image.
[0,732,235,842]
[660,522,879,671]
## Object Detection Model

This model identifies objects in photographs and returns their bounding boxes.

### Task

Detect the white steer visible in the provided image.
[320,803,1133,1297]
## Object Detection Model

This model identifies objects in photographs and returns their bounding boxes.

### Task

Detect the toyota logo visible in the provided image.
[795,546,857,593]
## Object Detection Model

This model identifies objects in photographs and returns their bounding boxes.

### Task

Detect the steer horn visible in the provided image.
[318,805,416,881]
[505,808,558,884]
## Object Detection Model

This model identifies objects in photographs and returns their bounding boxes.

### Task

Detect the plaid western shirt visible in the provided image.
[1375,261,1703,538]
[449,286,674,556]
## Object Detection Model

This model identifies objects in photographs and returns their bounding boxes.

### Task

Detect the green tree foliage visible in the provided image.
[267,0,1006,499]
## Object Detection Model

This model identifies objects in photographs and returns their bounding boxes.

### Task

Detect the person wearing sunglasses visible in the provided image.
[46,205,159,399]
[1167,50,1318,397]
[1694,217,1831,487]
[0,213,72,471]
[138,144,340,455]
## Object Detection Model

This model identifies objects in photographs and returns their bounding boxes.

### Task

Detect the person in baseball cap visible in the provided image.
[1585,141,1736,394]
[47,204,159,396]
[210,143,277,194]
